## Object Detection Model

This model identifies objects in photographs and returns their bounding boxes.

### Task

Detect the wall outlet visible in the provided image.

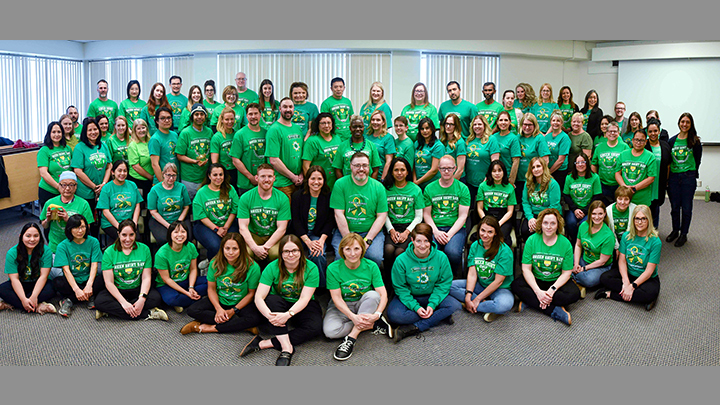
[697,179,702,188]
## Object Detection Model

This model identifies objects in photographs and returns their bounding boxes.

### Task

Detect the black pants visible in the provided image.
[0,280,55,309]
[94,286,162,320]
[84,197,100,239]
[552,169,567,192]
[486,207,514,245]
[264,295,323,350]
[511,276,580,316]
[53,275,105,303]
[38,187,58,215]
[186,296,264,333]
[102,226,119,246]
[383,222,411,298]
[600,268,660,304]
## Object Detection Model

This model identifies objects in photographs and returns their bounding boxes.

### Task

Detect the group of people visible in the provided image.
[1,73,699,366]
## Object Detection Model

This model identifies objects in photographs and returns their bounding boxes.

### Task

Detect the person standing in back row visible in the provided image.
[439,81,478,139]
[321,77,354,141]
[87,79,118,134]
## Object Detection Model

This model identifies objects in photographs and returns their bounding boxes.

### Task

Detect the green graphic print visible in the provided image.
[532,253,564,280]
[340,278,372,301]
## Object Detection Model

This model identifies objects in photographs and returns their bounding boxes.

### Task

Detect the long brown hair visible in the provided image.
[147,83,170,116]
[201,163,230,201]
[212,233,254,283]
[525,156,553,194]
[276,235,308,293]
[477,216,503,260]
[586,200,609,236]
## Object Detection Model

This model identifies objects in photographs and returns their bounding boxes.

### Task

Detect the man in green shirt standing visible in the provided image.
[237,164,291,265]
[321,77,354,141]
[330,152,388,269]
[476,82,504,129]
[266,98,304,201]
[231,103,267,195]
[439,81,478,139]
[67,105,82,134]
[175,103,213,200]
[166,76,188,132]
[235,71,259,109]
[423,155,471,274]
[87,80,118,134]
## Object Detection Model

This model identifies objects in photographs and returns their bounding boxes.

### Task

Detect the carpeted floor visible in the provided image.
[0,200,718,366]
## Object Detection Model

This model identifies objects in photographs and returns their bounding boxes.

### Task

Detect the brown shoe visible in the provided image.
[0,300,13,311]
[245,326,260,335]
[181,321,201,335]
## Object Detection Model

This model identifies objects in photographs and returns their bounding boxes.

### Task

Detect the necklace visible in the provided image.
[349,137,366,152]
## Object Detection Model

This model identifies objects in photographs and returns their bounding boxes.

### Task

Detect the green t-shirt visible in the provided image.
[533,102,556,134]
[504,108,521,132]
[518,135,550,179]
[178,107,212,133]
[329,176,388,233]
[54,237,102,284]
[127,141,152,181]
[522,179,562,218]
[148,130,179,183]
[439,99,478,139]
[175,126,213,183]
[37,145,72,194]
[558,104,575,130]
[119,98,146,127]
[147,182,191,224]
[321,96,354,140]
[568,131,593,164]
[366,134,397,178]
[192,185,240,227]
[264,122,304,187]
[670,137,697,174]
[332,138,383,178]
[563,172,601,209]
[259,259,320,303]
[386,182,425,225]
[545,131,572,172]
[522,233,574,282]
[236,89,259,109]
[467,240,514,289]
[166,93,188,130]
[4,245,53,283]
[106,134,130,163]
[475,100,504,129]
[292,102,319,137]
[619,232,661,278]
[442,139,467,170]
[230,126,267,190]
[308,196,317,231]
[465,137,500,187]
[413,140,445,186]
[611,204,631,242]
[154,243,199,287]
[577,221,615,265]
[87,98,119,133]
[138,106,158,135]
[70,142,111,200]
[401,103,439,142]
[423,179,471,228]
[359,102,392,134]
[210,103,247,131]
[477,181,517,209]
[40,195,95,253]
[259,100,279,128]
[394,137,415,170]
[210,132,235,171]
[591,140,629,185]
[207,258,261,306]
[615,149,658,206]
[203,100,222,120]
[650,144,662,200]
[97,181,144,229]
[302,134,341,189]
[237,187,291,237]
[326,258,384,302]
[493,132,521,174]
[101,242,152,290]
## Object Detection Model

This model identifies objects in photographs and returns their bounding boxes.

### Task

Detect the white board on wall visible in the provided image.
[617,59,720,144]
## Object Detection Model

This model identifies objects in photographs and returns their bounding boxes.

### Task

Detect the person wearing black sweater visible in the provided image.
[644,118,671,229]
[291,165,336,287]
[580,90,604,141]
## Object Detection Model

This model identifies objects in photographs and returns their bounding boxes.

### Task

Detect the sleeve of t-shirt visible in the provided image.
[101,249,114,271]
[384,136,397,155]
[370,145,382,169]
[87,102,97,119]
[521,235,534,265]
[304,261,320,289]
[561,238,574,271]
[148,136,160,157]
[647,153,659,178]
[247,262,261,290]
[301,137,316,161]
[428,105,439,128]
[320,100,330,113]
[431,142,445,160]
[590,148,599,165]
[209,133,222,154]
[40,248,53,269]
[507,186,517,206]
[459,183,471,207]
[229,132,243,159]
[230,187,241,216]
[277,192,292,221]
[54,242,70,268]
[258,262,276,286]
[375,182,388,213]
[599,228,615,257]
[147,187,158,211]
[559,135,571,156]
[509,137,521,158]
[141,244,152,269]
[206,259,217,282]
[592,174,602,195]
[90,238,103,263]
[582,133,593,151]
[192,191,207,221]
[428,252,452,310]
[70,147,84,170]
[175,131,188,155]
[475,183,486,204]
[521,184,533,218]
[133,183,144,204]
[487,137,501,156]
[495,245,514,279]
[329,185,345,210]
[325,262,339,290]
[549,180,562,211]
[647,237,662,265]
[264,127,280,159]
[155,247,170,270]
[537,137,550,157]
[127,143,140,166]
[96,184,111,210]
[412,186,426,210]
[81,200,95,225]
[37,147,50,168]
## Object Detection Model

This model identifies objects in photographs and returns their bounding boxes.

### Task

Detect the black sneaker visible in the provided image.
[674,234,687,247]
[372,315,393,339]
[333,336,356,361]
[394,324,420,343]
[666,230,679,243]
[86,297,95,310]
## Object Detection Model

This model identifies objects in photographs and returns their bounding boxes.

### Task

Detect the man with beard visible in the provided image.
[266,98,304,200]
[67,105,82,134]
[476,82,504,129]
[439,81,477,139]
[87,80,118,133]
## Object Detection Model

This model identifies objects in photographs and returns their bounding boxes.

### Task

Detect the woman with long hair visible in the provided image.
[96,114,111,143]
[563,152,602,245]
[118,80,146,128]
[147,162,192,246]
[614,130,657,209]
[210,107,238,190]
[557,85,579,132]
[210,85,246,132]
[476,160,516,244]
[516,112,550,195]
[544,111,571,190]
[108,115,132,163]
[181,232,264,334]
[465,114,500,207]
[514,83,537,114]
[127,118,154,199]
[359,81,392,132]
[413,117,444,188]
[439,113,466,181]
[97,160,144,245]
[203,80,221,130]
[665,113,702,247]
[511,208,579,325]
[94,220,167,321]
[240,235,323,366]
[520,157,562,240]
[597,205,661,310]
[177,84,206,131]
[258,79,279,127]
[591,121,629,204]
[534,83,555,133]
[580,90,603,140]
[622,112,643,147]
[492,110,521,185]
[449,216,515,322]
[568,112,593,164]
[139,82,170,135]
[155,220,206,312]
[571,200,614,298]
[0,223,55,313]
[192,164,240,259]
[400,82,439,142]
[59,113,79,150]
[302,113,340,189]
[37,121,72,209]
[645,117,671,229]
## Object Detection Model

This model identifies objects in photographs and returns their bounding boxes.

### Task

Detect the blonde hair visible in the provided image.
[338,233,366,260]
[130,119,149,143]
[114,115,132,143]
[368,110,388,138]
[520,113,540,137]
[439,113,462,151]
[363,82,386,110]
[516,83,537,110]
[525,156,553,195]
[216,107,236,135]
[467,114,491,143]
[538,83,554,105]
[626,205,658,242]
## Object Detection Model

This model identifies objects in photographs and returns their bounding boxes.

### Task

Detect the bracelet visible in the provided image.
[465,290,473,295]
[189,286,195,290]
[373,311,382,317]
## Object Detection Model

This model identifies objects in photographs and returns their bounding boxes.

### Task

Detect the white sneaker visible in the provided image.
[147,307,169,321]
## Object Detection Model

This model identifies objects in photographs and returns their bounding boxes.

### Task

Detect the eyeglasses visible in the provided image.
[444,122,455,126]
[522,123,534,127]
[632,138,646,143]
[351,163,369,169]
[439,167,456,172]
[282,249,301,255]
[59,183,76,189]
[164,173,177,178]
[634,217,648,222]
[159,116,172,121]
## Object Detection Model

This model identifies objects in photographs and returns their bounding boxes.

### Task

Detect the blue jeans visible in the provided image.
[571,257,612,288]
[305,230,328,288]
[565,209,588,244]
[331,229,385,270]
[386,295,461,332]
[156,277,209,307]
[434,226,467,272]
[667,171,696,234]
[193,222,240,260]
[449,279,514,314]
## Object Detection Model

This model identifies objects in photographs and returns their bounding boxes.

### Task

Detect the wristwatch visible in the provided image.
[213,227,219,233]
[288,310,295,317]
[465,290,473,295]
[364,237,373,246]
[233,307,241,315]
[550,286,557,291]
[139,292,148,299]
[631,282,638,289]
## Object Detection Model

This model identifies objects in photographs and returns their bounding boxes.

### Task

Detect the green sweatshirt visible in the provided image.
[391,242,453,311]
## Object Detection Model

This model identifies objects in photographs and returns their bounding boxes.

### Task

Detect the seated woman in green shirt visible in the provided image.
[563,152,602,245]
[571,200,615,298]
[511,208,580,326]
[108,116,132,164]
[240,235,323,366]
[597,205,661,311]
[94,220,167,321]
[97,160,144,245]
[147,162,192,246]
[192,164,240,260]
[476,160,516,245]
[520,157,562,241]
[155,221,207,312]
[182,233,264,335]
[0,223,56,314]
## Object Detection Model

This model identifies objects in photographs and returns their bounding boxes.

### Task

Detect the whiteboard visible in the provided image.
[617,59,720,144]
